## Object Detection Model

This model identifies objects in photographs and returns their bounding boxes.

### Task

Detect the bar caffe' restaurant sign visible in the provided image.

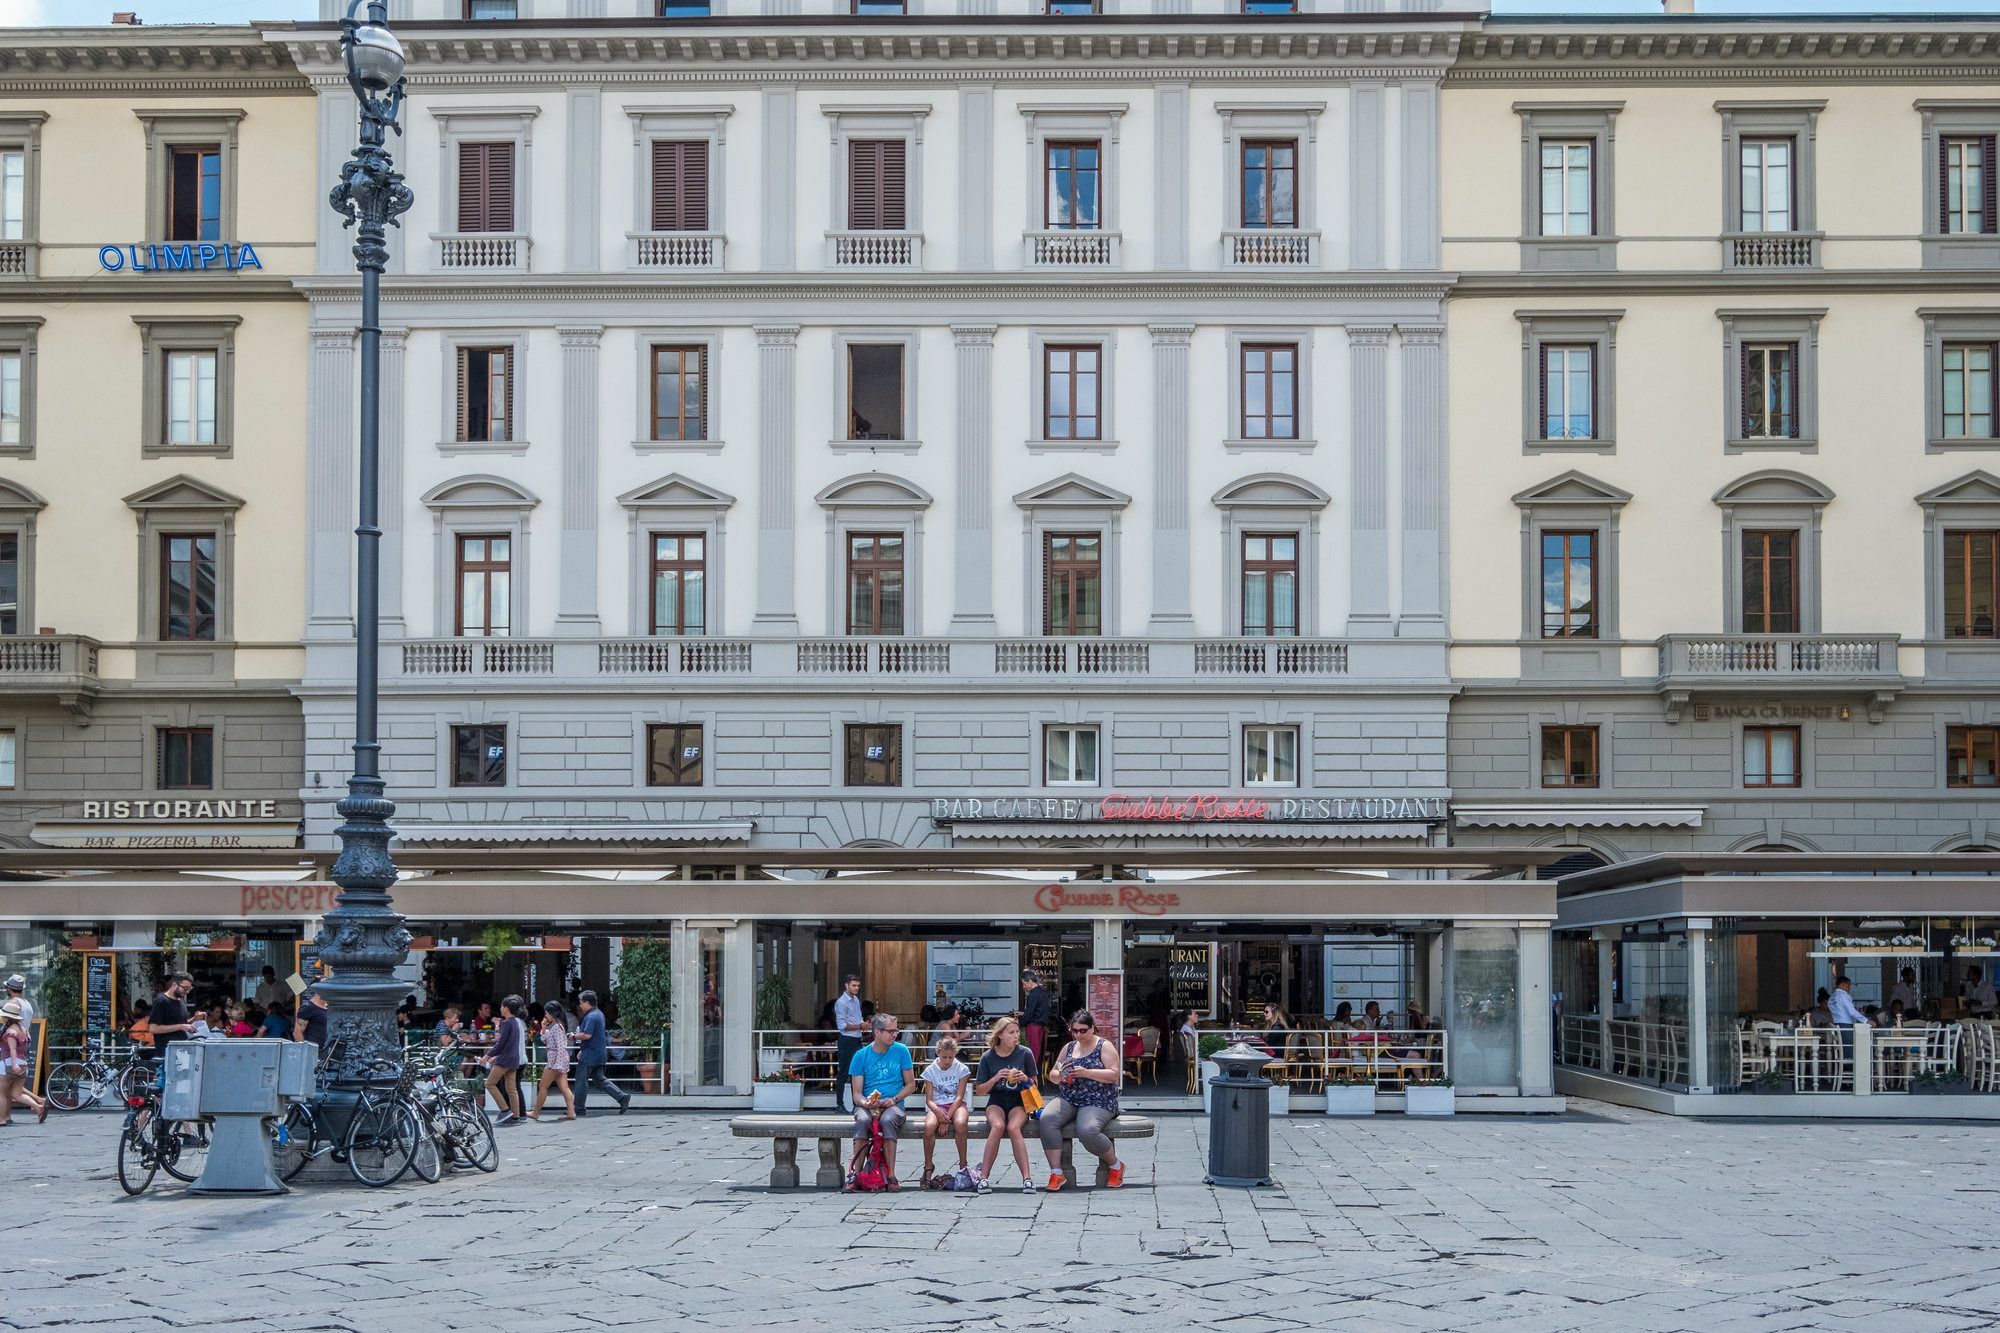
[931,792,1448,825]
[32,798,299,849]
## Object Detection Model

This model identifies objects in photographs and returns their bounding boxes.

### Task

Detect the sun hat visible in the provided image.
[2,975,22,992]
[0,999,22,1022]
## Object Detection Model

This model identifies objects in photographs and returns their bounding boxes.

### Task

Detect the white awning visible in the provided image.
[948,821,1434,841]
[1453,805,1704,831]
[394,820,754,845]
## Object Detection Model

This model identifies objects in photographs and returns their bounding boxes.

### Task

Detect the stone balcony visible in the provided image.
[627,230,725,270]
[433,232,531,272]
[1023,229,1121,267]
[385,635,1371,688]
[0,240,34,278]
[825,230,922,268]
[1655,632,1905,721]
[1222,229,1319,267]
[1723,231,1821,269]
[0,634,102,721]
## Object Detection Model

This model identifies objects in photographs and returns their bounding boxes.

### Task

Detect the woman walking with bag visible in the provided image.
[481,996,526,1126]
[527,1001,576,1121]
[1038,1009,1124,1191]
[971,1016,1038,1193]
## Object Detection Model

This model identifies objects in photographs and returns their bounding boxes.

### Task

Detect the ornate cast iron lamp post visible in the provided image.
[320,0,416,1086]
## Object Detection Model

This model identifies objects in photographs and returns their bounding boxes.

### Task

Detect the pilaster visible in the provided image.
[1399,82,1441,271]
[1349,83,1385,270]
[1155,85,1190,270]
[754,324,802,634]
[565,88,601,273]
[306,328,354,640]
[556,326,604,636]
[379,328,408,637]
[950,324,998,634]
[315,89,352,275]
[1149,323,1196,631]
[1398,326,1446,636]
[958,86,995,271]
[1347,325,1393,636]
[761,87,797,271]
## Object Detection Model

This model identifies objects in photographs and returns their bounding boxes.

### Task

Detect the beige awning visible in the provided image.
[948,821,1434,841]
[1454,805,1704,831]
[393,820,754,845]
[31,820,301,849]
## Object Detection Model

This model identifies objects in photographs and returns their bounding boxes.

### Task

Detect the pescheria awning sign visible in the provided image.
[98,242,264,273]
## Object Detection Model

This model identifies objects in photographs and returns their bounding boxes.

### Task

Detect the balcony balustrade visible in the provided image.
[1724,232,1820,269]
[1023,229,1121,267]
[628,231,725,270]
[1656,632,1904,721]
[433,232,531,272]
[0,634,102,721]
[1222,229,1318,267]
[826,230,922,268]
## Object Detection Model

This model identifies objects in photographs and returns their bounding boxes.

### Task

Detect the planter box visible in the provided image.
[1268,1084,1291,1116]
[540,935,573,952]
[757,1047,789,1080]
[1404,1086,1455,1117]
[1200,1060,1219,1114]
[1324,1085,1376,1117]
[752,1082,805,1112]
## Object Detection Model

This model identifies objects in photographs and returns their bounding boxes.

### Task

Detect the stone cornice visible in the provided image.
[292,273,1456,305]
[1453,22,2000,86]
[0,25,303,94]
[0,276,305,301]
[1454,269,2000,298]
[271,21,1468,88]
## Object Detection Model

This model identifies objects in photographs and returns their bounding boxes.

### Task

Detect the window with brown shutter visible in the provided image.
[1741,529,1799,634]
[649,140,709,232]
[456,346,512,443]
[456,141,515,234]
[847,139,907,231]
[1942,135,1998,236]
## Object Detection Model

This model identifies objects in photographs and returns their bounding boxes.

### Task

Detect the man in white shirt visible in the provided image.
[1966,966,1998,1016]
[253,966,285,1011]
[833,974,865,1113]
[1828,976,1869,1085]
[1889,968,1921,1015]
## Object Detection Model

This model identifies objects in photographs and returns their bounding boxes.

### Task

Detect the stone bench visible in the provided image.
[730,1111,1157,1189]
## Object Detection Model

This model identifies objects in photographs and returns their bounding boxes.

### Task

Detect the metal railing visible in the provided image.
[756,1028,996,1092]
[1603,1018,1689,1087]
[434,232,531,271]
[1257,1028,1448,1090]
[1024,229,1120,267]
[629,231,725,269]
[1558,1013,1603,1070]
[826,230,922,268]
[1223,229,1318,266]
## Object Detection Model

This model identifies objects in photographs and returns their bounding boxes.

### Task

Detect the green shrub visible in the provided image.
[615,938,674,1037]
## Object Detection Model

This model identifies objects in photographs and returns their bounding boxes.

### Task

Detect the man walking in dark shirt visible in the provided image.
[572,990,629,1116]
[148,973,196,1055]
[1020,969,1054,1069]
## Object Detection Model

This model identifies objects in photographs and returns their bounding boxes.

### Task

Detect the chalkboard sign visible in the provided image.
[1025,942,1061,983]
[1165,944,1213,1016]
[1085,970,1123,1039]
[83,953,116,1032]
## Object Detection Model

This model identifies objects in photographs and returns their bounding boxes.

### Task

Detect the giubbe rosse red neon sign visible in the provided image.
[1033,882,1181,916]
[1097,793,1267,822]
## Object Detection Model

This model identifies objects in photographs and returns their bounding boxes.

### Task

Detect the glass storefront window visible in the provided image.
[698,926,725,1088]
[1449,926,1519,1089]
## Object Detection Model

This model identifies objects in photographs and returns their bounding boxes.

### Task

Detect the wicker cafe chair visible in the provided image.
[1286,1030,1324,1093]
[1135,1026,1161,1084]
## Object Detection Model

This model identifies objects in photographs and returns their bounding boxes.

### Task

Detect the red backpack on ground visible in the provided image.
[848,1113,888,1192]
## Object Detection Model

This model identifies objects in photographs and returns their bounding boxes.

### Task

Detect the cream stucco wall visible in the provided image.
[0,83,313,678]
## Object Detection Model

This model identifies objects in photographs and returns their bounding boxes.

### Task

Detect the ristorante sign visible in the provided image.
[931,793,1448,824]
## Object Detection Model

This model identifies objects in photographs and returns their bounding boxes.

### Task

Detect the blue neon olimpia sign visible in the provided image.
[98,242,264,273]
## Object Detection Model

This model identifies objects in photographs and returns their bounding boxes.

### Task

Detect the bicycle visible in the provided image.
[409,1051,496,1175]
[46,1039,153,1112]
[115,1070,210,1195]
[272,1053,428,1187]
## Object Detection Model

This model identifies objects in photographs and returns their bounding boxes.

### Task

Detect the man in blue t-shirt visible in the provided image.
[846,1013,915,1190]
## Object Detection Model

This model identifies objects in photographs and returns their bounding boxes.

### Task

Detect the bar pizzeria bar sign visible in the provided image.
[31,798,299,849]
[931,793,1448,824]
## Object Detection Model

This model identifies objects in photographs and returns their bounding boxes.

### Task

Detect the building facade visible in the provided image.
[0,28,313,865]
[1443,14,2000,863]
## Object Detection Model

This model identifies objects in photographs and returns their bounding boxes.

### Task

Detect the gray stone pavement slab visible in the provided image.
[6,1100,2000,1331]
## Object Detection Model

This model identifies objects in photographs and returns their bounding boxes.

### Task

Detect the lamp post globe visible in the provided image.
[321,0,417,1097]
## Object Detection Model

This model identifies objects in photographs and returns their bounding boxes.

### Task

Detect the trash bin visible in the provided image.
[1205,1042,1274,1188]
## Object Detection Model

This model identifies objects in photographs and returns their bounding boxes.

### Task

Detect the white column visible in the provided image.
[957,87,994,270]
[1149,324,1196,631]
[1155,85,1190,270]
[1092,919,1122,972]
[1686,923,1711,1092]
[668,920,698,1096]
[379,329,408,636]
[1398,327,1446,636]
[1596,934,1615,1073]
[1346,326,1392,636]
[305,329,353,641]
[760,88,796,271]
[565,88,601,272]
[555,326,603,636]
[753,325,801,634]
[723,921,755,1095]
[1519,925,1553,1097]
[950,325,997,633]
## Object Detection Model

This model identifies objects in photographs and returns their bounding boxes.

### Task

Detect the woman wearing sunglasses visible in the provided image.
[1037,1010,1124,1190]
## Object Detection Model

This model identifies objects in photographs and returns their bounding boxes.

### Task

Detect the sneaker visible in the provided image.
[975,1176,992,1194]
[617,1098,630,1116]
[1021,1178,1037,1193]
[1045,1171,1066,1192]
[1106,1164,1125,1189]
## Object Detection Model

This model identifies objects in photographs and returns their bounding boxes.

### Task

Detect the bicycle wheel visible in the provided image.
[346,1099,419,1187]
[45,1062,99,1112]
[117,1126,158,1196]
[159,1119,211,1183]
[117,1060,154,1103]
[273,1104,314,1182]
[441,1104,498,1173]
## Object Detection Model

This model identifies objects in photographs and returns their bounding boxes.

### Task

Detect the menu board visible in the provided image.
[1026,942,1062,983]
[1166,944,1214,1016]
[1085,970,1123,1039]
[83,953,116,1032]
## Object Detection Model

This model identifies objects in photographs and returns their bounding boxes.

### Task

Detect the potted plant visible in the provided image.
[1913,1070,1969,1096]
[615,938,674,1096]
[751,1065,804,1112]
[1403,1076,1455,1117]
[477,923,523,969]
[1751,1069,1788,1095]
[1198,1033,1229,1114]
[1323,1070,1376,1117]
[754,971,795,1080]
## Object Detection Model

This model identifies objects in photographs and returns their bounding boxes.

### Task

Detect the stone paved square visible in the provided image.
[9,1100,1998,1331]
